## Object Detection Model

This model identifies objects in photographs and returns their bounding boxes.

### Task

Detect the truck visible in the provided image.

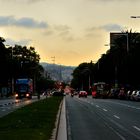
[15,78,33,99]
[92,82,109,98]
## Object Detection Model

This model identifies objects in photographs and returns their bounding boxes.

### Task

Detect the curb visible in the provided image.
[50,97,63,140]
[57,96,67,140]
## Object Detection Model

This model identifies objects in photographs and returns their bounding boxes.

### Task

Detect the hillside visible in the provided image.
[40,62,76,82]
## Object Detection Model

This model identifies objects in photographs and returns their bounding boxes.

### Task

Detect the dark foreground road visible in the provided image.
[66,95,140,140]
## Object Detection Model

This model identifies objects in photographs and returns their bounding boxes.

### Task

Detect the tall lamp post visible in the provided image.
[11,47,14,94]
[6,45,14,94]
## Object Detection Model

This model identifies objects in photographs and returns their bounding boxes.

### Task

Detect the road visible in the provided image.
[0,96,45,118]
[66,95,140,140]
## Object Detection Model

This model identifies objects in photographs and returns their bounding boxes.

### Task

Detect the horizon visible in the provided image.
[0,0,140,66]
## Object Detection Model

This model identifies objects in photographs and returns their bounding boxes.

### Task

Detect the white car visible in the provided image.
[133,91,140,101]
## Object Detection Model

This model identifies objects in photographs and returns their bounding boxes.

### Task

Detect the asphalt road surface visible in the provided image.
[0,96,44,118]
[66,95,140,140]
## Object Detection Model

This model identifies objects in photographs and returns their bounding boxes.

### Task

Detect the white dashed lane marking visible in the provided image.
[96,105,100,108]
[103,109,108,112]
[133,126,140,132]
[113,115,120,119]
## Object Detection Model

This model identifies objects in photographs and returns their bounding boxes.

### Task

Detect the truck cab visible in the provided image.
[15,78,33,99]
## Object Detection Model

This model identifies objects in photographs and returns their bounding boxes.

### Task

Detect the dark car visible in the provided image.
[79,91,87,98]
[52,91,64,96]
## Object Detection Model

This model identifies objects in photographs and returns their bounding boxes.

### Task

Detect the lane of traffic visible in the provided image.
[66,96,126,140]
[69,96,140,140]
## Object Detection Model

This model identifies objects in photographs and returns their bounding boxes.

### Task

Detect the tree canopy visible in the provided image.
[0,37,55,95]
[71,30,140,90]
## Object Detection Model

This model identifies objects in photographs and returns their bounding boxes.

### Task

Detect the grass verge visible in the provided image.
[0,96,63,140]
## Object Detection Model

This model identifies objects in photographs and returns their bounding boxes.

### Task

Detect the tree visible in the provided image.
[72,29,140,90]
[0,37,9,87]
[71,62,95,91]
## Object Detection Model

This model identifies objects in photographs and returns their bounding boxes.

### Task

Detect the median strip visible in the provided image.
[0,96,63,140]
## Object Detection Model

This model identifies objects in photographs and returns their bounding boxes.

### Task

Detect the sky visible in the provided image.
[0,0,140,66]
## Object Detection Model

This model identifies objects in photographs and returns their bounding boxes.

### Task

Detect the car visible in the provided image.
[52,91,64,96]
[131,90,140,101]
[118,87,126,99]
[126,90,132,100]
[92,91,97,98]
[79,91,87,98]
[130,90,137,100]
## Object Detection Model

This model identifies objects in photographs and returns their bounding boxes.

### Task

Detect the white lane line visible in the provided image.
[133,126,140,131]
[105,101,140,110]
[105,119,126,140]
[113,115,120,119]
[103,109,108,112]
[96,105,100,108]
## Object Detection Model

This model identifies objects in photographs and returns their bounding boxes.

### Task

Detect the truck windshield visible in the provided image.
[16,84,28,92]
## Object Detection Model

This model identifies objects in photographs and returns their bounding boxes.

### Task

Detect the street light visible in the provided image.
[131,16,140,18]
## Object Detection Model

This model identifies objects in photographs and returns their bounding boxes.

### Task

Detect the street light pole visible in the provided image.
[131,16,140,18]
[11,46,14,94]
[6,45,14,94]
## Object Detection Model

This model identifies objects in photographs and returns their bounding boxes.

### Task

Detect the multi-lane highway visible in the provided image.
[66,95,140,140]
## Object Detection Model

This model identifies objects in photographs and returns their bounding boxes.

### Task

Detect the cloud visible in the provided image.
[5,38,31,46]
[43,24,75,41]
[87,0,139,2]
[100,24,123,31]
[54,25,71,32]
[0,0,47,3]
[86,24,123,32]
[0,16,47,28]
[85,24,123,38]
[43,30,54,36]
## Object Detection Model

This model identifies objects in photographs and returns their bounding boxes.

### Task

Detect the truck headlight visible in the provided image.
[15,94,18,97]
[26,93,30,97]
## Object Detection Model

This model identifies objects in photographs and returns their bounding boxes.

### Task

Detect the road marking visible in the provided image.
[105,119,126,140]
[104,101,140,110]
[96,105,99,108]
[133,126,140,131]
[113,115,120,119]
[103,109,108,112]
